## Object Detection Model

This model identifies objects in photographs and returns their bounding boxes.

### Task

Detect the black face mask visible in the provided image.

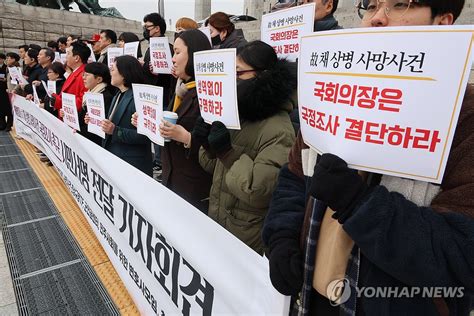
[143,29,151,41]
[211,34,222,46]
[236,77,257,120]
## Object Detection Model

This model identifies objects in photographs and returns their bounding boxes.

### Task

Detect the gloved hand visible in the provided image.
[268,230,304,296]
[309,153,368,223]
[208,121,232,156]
[192,116,211,149]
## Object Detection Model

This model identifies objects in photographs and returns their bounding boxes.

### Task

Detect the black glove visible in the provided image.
[310,153,368,223]
[192,116,211,149]
[208,121,232,156]
[268,230,304,296]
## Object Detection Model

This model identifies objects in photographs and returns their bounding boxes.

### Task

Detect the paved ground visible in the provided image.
[0,226,18,316]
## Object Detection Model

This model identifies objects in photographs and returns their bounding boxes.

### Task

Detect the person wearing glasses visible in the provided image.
[193,40,297,254]
[262,0,473,315]
[142,12,177,180]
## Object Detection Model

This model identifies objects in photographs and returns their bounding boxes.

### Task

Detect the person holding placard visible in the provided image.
[53,41,89,119]
[205,12,247,49]
[43,62,66,117]
[81,62,115,145]
[24,48,54,103]
[97,29,118,65]
[102,55,152,176]
[195,41,296,254]
[262,1,474,315]
[0,53,10,131]
[2,53,20,132]
[157,29,213,213]
[17,49,42,96]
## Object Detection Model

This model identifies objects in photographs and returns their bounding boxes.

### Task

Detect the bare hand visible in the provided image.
[101,119,115,135]
[159,120,190,144]
[59,109,64,118]
[131,112,138,127]
[84,113,90,124]
[25,94,33,101]
[32,80,41,86]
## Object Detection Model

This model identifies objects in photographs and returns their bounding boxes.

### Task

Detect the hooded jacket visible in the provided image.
[199,60,297,254]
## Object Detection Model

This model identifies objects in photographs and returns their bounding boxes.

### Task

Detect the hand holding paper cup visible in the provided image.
[161,111,178,142]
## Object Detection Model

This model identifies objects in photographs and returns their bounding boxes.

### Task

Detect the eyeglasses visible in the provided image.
[356,0,424,21]
[143,24,155,30]
[236,69,255,77]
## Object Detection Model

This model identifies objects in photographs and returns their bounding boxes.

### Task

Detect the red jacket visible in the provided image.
[53,64,87,118]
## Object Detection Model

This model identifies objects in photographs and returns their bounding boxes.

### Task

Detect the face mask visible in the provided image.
[143,29,151,41]
[211,34,222,46]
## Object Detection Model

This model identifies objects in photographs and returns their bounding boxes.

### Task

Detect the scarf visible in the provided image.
[430,83,474,218]
[172,79,196,112]
[82,82,108,109]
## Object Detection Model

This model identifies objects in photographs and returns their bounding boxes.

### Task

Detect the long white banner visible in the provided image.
[12,95,288,316]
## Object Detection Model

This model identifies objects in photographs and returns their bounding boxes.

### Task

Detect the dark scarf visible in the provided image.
[313,14,341,32]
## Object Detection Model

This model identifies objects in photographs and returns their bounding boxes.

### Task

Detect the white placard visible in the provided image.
[194,49,240,129]
[124,41,140,58]
[48,80,56,96]
[86,43,96,63]
[298,26,474,183]
[199,26,212,45]
[54,52,61,63]
[149,37,173,74]
[84,92,106,139]
[32,84,40,107]
[261,3,315,62]
[8,66,28,85]
[60,53,67,64]
[12,94,290,316]
[61,92,80,130]
[132,83,164,146]
[41,81,51,97]
[107,47,124,70]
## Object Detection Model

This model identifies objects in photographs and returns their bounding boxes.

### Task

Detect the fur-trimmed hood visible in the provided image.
[237,59,297,122]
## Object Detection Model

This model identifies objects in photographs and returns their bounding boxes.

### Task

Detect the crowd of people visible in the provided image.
[1,0,473,314]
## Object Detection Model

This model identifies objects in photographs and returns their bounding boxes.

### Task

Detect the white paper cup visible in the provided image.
[163,111,178,142]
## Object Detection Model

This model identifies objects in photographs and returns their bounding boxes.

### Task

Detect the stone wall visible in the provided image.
[0,1,143,54]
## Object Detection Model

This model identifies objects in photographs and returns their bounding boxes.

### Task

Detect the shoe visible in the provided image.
[14,135,22,140]
[35,148,42,153]
[40,156,49,162]
[46,161,53,166]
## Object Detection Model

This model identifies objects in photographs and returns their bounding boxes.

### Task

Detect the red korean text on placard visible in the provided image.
[345,118,441,152]
[314,81,403,112]
[198,98,223,117]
